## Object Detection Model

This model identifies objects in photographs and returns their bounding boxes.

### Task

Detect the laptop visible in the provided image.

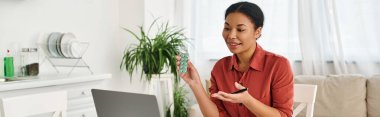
[91,89,161,117]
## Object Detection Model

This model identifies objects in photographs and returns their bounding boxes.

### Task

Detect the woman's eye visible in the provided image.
[224,28,231,31]
[237,29,245,32]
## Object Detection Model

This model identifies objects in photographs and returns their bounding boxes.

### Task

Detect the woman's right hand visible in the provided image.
[176,55,202,87]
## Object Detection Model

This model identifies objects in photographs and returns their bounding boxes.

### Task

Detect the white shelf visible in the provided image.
[0,74,111,92]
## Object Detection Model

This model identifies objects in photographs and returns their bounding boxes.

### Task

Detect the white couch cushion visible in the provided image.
[367,75,380,117]
[295,74,367,117]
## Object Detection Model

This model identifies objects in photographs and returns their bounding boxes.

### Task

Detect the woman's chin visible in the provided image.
[228,49,240,54]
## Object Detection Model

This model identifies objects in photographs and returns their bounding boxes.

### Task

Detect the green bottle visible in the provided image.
[4,49,14,79]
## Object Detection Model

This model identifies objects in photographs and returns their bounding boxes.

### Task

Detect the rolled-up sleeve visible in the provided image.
[271,58,294,117]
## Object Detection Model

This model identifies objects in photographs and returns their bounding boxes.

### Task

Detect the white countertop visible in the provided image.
[0,74,112,92]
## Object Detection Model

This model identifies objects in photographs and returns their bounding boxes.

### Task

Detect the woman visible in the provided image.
[177,2,293,117]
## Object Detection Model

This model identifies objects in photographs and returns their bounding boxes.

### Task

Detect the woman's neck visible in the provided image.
[236,44,256,71]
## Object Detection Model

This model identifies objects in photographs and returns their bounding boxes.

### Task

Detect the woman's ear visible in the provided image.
[255,27,262,39]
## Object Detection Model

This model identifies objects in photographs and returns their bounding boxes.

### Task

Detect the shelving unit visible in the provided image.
[38,32,93,76]
[42,56,94,76]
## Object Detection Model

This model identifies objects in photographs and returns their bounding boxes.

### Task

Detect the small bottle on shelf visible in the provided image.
[4,49,15,79]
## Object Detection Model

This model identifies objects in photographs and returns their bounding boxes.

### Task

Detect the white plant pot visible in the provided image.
[147,73,174,117]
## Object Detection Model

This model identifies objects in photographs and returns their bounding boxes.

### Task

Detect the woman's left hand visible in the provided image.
[211,82,252,104]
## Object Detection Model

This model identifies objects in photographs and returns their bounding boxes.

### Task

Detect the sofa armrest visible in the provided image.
[367,75,380,117]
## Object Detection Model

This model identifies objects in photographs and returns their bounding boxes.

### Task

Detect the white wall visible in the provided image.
[117,0,179,93]
[0,0,121,89]
[0,0,193,94]
[144,0,175,26]
[117,0,146,92]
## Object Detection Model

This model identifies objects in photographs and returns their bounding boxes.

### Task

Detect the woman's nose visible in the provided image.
[228,30,237,39]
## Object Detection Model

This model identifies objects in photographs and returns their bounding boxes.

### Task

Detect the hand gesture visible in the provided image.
[176,55,201,86]
[211,82,251,104]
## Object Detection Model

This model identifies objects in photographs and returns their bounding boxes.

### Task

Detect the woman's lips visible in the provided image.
[227,42,242,49]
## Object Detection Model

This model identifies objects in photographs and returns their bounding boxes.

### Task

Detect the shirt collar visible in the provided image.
[229,44,265,72]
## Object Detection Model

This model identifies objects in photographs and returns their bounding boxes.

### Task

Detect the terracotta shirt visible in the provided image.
[209,44,294,117]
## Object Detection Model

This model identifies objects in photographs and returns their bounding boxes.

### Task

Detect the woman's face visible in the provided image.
[222,12,261,54]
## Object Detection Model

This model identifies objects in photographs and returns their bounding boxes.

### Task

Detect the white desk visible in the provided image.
[0,74,111,117]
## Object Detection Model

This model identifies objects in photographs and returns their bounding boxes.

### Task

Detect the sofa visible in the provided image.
[295,74,380,117]
[189,74,380,117]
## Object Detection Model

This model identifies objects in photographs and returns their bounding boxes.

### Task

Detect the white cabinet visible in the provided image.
[0,74,111,117]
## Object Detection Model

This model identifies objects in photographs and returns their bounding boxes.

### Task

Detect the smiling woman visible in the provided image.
[194,0,380,76]
[177,1,294,117]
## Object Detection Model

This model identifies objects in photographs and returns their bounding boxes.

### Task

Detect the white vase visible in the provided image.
[147,73,174,117]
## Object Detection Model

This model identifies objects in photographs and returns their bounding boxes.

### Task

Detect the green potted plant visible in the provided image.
[167,83,189,117]
[121,19,186,82]
[121,19,188,116]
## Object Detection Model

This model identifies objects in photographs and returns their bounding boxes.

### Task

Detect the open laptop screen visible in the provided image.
[92,89,161,117]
